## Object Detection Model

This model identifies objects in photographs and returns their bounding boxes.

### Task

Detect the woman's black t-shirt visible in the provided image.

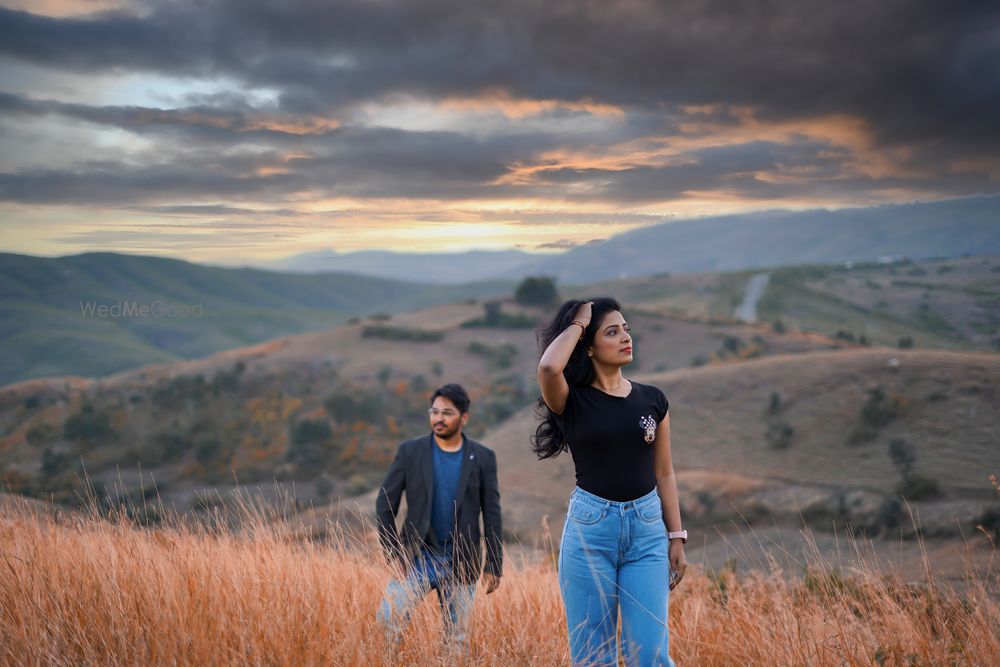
[554,381,669,502]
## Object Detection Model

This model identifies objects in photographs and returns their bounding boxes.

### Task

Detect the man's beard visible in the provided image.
[434,422,460,439]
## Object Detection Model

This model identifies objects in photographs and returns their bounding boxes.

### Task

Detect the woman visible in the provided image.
[534,298,687,666]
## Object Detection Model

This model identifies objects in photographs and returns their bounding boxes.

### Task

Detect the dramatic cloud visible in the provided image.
[0,0,997,258]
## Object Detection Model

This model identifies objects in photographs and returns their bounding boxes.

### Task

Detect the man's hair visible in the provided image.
[431,383,471,414]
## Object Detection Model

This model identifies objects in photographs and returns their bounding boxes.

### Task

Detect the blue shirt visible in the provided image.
[430,438,465,548]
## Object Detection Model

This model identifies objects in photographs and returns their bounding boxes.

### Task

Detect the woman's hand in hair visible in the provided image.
[573,301,594,328]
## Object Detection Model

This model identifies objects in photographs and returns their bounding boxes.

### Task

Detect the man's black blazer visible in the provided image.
[375,433,502,584]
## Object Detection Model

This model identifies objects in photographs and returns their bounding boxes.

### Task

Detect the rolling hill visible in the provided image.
[0,294,845,513]
[0,252,513,385]
[1,287,998,581]
[3,250,997,389]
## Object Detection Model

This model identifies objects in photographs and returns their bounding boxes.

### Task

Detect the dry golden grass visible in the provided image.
[1,496,997,667]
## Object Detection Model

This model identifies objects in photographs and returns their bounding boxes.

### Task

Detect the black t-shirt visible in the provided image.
[554,381,669,502]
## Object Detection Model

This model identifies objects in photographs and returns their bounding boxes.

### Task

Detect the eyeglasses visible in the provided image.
[428,408,458,418]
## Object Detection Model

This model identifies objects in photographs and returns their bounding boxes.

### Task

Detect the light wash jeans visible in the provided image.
[559,486,676,666]
[376,546,477,650]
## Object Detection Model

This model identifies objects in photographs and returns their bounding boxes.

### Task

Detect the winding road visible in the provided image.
[734,272,771,322]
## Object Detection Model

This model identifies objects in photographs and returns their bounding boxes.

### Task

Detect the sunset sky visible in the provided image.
[0,0,997,263]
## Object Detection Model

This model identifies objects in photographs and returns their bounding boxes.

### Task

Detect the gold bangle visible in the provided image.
[569,320,586,338]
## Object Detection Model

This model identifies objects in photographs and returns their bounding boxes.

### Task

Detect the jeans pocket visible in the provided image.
[638,501,664,523]
[567,500,603,525]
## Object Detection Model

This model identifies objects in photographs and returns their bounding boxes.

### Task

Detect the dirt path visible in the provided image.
[734,271,770,322]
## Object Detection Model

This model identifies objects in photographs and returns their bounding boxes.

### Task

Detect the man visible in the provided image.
[375,383,503,650]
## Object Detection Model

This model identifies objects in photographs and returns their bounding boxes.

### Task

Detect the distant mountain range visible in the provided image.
[262,249,535,283]
[0,252,511,386]
[256,196,1000,283]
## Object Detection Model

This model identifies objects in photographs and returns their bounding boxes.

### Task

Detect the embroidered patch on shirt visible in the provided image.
[639,415,657,444]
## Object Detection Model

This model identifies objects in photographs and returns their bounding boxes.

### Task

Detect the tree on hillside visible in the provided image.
[484,300,503,326]
[514,276,558,306]
[888,438,940,500]
[286,418,335,471]
[888,438,916,479]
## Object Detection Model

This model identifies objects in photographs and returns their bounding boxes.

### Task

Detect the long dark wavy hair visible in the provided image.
[530,297,623,460]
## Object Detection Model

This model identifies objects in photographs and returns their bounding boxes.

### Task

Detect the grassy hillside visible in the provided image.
[1,264,997,568]
[579,254,1000,353]
[0,252,513,385]
[756,256,1000,350]
[0,296,843,515]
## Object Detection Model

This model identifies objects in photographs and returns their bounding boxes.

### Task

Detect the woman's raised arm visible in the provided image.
[537,301,591,414]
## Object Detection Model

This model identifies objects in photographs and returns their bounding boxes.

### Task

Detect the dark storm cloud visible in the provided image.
[527,141,847,201]
[0,0,998,209]
[0,120,551,204]
[0,121,984,208]
[0,91,339,142]
[0,162,296,205]
[2,0,998,148]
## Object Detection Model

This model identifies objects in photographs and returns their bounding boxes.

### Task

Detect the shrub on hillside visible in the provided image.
[468,341,518,370]
[127,432,189,467]
[896,474,942,501]
[361,325,444,342]
[291,419,333,447]
[26,422,58,446]
[720,336,745,356]
[193,433,227,466]
[862,387,904,428]
[323,388,383,423]
[461,301,536,329]
[408,374,429,393]
[40,447,72,478]
[210,362,245,395]
[888,438,941,501]
[765,420,794,449]
[767,391,782,415]
[286,419,336,472]
[514,276,558,306]
[64,404,116,444]
[834,331,871,345]
[847,386,906,444]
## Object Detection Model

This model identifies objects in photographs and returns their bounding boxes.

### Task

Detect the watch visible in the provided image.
[668,529,688,543]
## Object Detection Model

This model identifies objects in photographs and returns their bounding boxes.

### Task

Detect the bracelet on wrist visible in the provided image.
[569,320,586,338]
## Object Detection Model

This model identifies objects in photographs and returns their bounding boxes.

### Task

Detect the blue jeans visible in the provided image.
[376,546,476,648]
[559,486,676,666]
